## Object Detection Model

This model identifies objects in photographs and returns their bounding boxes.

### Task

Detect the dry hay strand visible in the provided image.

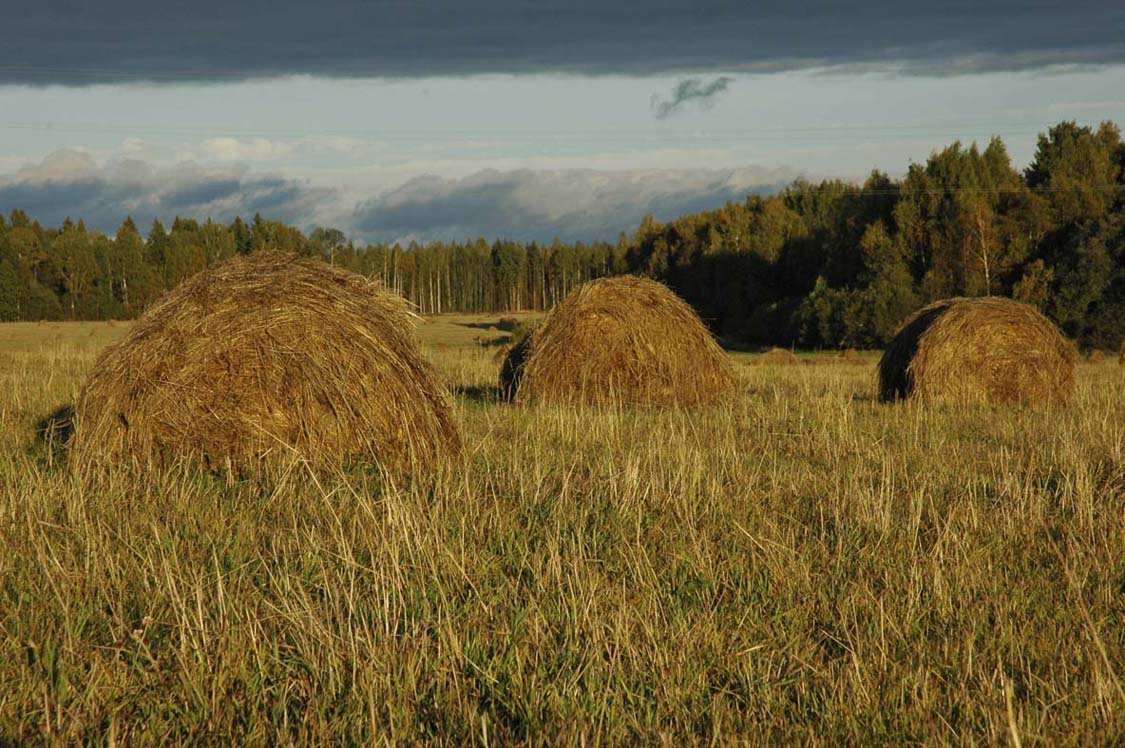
[1087,350,1106,364]
[878,296,1077,405]
[754,347,799,366]
[500,276,736,407]
[71,252,462,476]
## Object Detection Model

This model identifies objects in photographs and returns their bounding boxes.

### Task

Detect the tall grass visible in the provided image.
[1,319,1124,744]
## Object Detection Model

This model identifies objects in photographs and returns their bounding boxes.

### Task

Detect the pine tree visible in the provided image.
[146,219,169,266]
[231,217,253,255]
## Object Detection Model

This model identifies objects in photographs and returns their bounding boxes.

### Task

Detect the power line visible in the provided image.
[784,185,1123,196]
[0,64,262,82]
[0,120,1066,143]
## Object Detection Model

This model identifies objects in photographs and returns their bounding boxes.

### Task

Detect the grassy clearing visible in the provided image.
[1,317,1124,745]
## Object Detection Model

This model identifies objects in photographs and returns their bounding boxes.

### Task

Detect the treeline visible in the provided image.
[1,120,1122,349]
[0,215,624,321]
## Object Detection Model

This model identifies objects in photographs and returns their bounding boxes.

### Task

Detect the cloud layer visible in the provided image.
[0,151,797,243]
[0,150,329,231]
[4,1,1124,85]
[351,167,797,242]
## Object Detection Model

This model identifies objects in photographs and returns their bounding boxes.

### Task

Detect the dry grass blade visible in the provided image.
[70,252,462,476]
[500,276,736,407]
[878,296,1078,406]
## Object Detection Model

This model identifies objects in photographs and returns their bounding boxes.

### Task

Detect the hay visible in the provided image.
[1087,350,1105,364]
[878,296,1077,405]
[1120,341,1125,366]
[754,347,799,366]
[71,252,461,475]
[501,276,736,407]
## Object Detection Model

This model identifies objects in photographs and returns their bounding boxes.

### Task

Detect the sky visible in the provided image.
[1,1,1124,243]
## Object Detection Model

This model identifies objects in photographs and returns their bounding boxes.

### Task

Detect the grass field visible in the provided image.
[2,316,1124,745]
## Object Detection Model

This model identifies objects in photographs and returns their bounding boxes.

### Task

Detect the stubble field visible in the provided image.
[1,317,1124,745]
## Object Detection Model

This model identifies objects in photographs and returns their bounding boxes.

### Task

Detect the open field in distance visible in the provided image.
[1,317,1124,744]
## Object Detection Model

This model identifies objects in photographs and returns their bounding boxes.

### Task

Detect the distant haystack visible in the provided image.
[501,276,736,407]
[72,252,461,475]
[1088,350,1105,364]
[755,347,799,366]
[878,296,1077,405]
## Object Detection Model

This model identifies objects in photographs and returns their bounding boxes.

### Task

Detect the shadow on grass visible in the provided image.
[477,335,514,349]
[34,403,75,468]
[454,385,504,404]
[456,317,521,332]
[37,404,75,446]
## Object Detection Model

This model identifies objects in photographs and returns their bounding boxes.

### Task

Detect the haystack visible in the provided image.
[1088,350,1105,364]
[500,276,736,406]
[878,296,1077,405]
[71,252,461,475]
[755,347,799,366]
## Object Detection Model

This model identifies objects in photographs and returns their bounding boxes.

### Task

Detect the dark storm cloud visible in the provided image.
[0,150,331,232]
[654,77,733,119]
[350,167,797,243]
[160,178,244,208]
[2,1,1123,85]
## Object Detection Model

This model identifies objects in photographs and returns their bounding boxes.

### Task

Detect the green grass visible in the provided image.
[2,316,1124,745]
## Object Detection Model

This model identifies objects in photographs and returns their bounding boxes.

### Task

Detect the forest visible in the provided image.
[1,120,1122,349]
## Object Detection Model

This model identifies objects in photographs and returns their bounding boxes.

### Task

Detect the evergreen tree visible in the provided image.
[146,219,169,266]
[231,216,253,255]
[0,218,18,320]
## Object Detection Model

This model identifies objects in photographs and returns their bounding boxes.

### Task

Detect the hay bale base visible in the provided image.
[878,296,1077,405]
[501,276,736,407]
[72,252,461,476]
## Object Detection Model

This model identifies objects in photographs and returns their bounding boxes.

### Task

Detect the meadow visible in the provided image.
[1,317,1124,745]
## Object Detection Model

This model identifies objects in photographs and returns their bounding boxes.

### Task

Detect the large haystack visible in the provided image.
[72,252,461,475]
[500,276,736,406]
[878,296,1077,405]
